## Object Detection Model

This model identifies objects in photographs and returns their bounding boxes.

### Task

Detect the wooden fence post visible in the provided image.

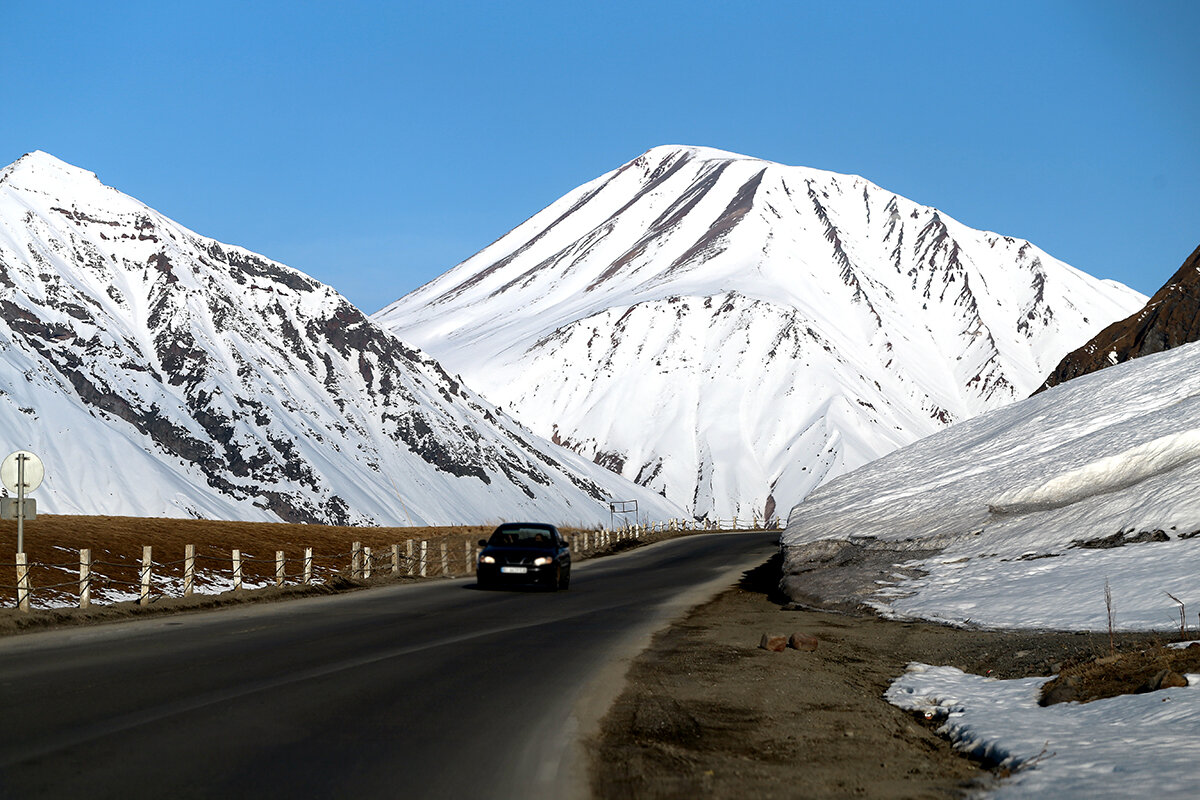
[15,553,29,612]
[275,550,285,586]
[184,544,195,596]
[139,545,152,606]
[419,541,428,578]
[363,546,373,579]
[303,547,313,584]
[440,541,449,577]
[79,548,91,609]
[392,544,401,575]
[351,541,362,580]
[406,540,415,576]
[232,549,243,591]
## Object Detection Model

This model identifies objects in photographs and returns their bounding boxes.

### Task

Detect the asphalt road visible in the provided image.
[0,531,777,799]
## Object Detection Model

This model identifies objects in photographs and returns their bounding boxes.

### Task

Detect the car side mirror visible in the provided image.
[478,539,488,548]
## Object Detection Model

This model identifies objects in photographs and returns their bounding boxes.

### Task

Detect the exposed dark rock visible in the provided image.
[593,449,627,474]
[1072,529,1171,549]
[1038,242,1200,392]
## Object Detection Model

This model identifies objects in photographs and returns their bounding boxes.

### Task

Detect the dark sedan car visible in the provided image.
[476,522,571,590]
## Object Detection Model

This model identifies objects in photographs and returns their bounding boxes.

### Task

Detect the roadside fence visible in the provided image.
[0,517,777,612]
[0,524,650,612]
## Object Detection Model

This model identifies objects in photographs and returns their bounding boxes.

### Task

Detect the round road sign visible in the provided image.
[1,451,44,494]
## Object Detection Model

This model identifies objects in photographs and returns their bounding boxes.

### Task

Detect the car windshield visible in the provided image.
[489,527,555,547]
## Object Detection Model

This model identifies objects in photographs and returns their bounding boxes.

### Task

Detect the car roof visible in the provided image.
[494,522,558,532]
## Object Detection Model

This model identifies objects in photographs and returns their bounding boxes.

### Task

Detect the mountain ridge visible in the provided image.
[1038,241,1200,392]
[0,150,683,526]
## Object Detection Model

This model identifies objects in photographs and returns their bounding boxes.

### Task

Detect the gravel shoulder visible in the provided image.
[589,554,1175,799]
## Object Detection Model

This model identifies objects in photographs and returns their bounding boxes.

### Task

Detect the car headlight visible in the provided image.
[533,556,553,566]
[480,555,496,564]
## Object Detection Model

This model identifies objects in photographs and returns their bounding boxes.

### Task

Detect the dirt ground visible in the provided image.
[589,555,1184,799]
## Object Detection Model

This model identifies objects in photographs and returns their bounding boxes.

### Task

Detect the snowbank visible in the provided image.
[784,341,1200,630]
[989,428,1200,514]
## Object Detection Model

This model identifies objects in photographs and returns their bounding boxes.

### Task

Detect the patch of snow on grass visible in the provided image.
[887,664,1200,798]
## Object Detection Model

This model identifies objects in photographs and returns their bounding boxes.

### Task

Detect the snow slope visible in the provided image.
[376,145,1145,521]
[0,151,683,526]
[783,338,1200,631]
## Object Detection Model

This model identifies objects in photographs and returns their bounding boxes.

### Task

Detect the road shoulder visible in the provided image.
[589,556,1168,798]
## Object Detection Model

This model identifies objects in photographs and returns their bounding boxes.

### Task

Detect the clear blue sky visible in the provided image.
[3,1,1197,313]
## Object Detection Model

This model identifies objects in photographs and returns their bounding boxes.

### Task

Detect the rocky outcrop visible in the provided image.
[1038,242,1200,392]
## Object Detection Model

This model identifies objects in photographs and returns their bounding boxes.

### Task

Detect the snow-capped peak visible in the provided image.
[376,145,1146,521]
[1,150,107,191]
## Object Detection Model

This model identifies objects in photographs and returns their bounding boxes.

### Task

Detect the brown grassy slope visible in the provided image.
[1,514,497,564]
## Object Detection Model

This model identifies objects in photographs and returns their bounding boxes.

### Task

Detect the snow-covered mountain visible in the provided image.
[0,151,683,525]
[375,145,1146,521]
[782,338,1200,631]
[1040,241,1200,391]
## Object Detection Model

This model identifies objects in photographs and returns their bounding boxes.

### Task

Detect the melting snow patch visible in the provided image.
[887,664,1200,798]
[869,539,1199,629]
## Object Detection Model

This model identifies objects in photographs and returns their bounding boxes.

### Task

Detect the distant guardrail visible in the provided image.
[0,517,780,611]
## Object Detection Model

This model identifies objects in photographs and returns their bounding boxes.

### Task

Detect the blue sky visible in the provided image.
[3,1,1197,313]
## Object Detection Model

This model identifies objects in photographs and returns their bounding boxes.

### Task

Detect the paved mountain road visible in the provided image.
[0,532,777,798]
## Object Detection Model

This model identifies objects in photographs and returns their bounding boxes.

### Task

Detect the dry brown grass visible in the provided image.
[1040,643,1200,704]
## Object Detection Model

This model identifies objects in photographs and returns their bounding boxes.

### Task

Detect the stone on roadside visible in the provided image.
[759,633,788,652]
[788,633,819,651]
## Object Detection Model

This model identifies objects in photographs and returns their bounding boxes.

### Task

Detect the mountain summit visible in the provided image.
[376,145,1146,520]
[0,151,681,524]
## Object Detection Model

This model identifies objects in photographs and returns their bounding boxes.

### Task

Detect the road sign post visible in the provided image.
[608,499,638,531]
[2,451,44,555]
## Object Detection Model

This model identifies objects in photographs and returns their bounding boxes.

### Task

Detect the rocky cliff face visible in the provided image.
[1038,243,1200,392]
[376,145,1146,521]
[0,152,682,525]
